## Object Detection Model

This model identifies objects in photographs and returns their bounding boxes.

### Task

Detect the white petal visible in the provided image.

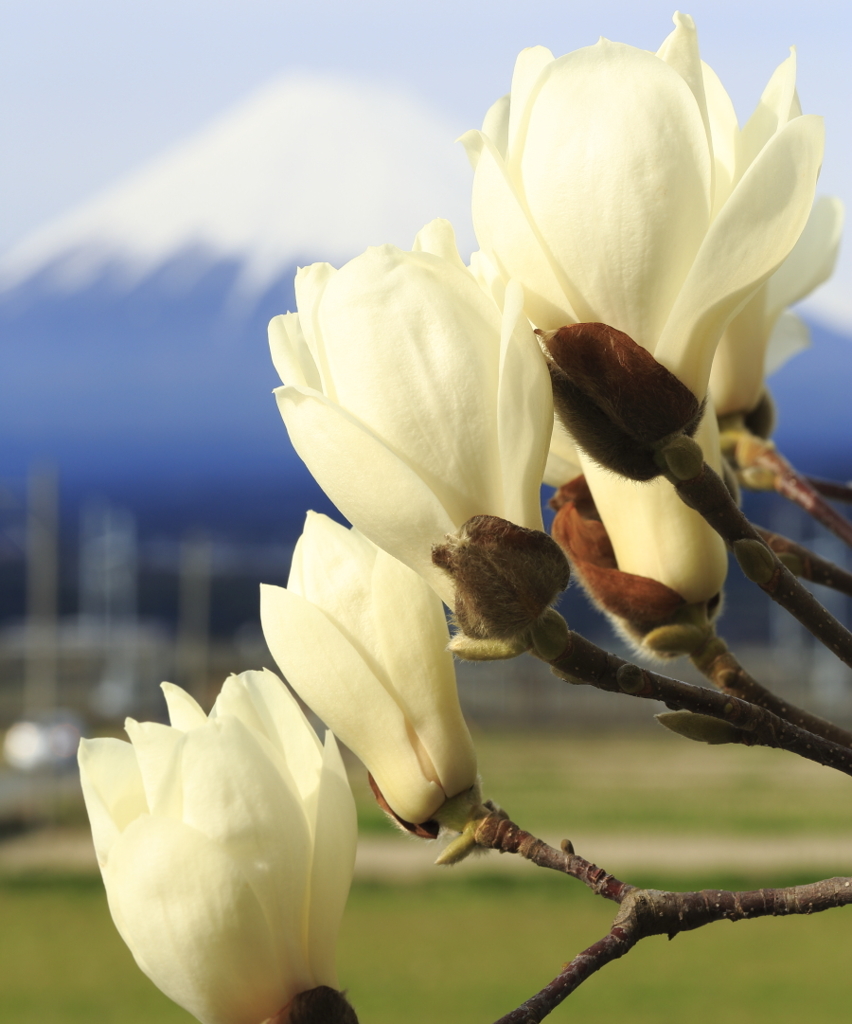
[701,61,739,214]
[78,737,147,867]
[522,40,711,350]
[161,682,208,731]
[305,732,357,988]
[738,48,798,174]
[412,218,468,272]
[213,669,324,807]
[480,93,510,158]
[307,247,505,519]
[178,716,313,984]
[654,114,824,397]
[276,384,457,605]
[105,815,304,1024]
[545,418,582,487]
[766,195,844,318]
[369,547,478,802]
[496,280,552,529]
[293,261,339,395]
[708,287,770,416]
[260,583,445,824]
[765,311,811,377]
[506,45,555,160]
[579,413,727,604]
[656,12,712,189]
[268,313,322,391]
[124,719,185,819]
[467,130,579,329]
[468,249,506,309]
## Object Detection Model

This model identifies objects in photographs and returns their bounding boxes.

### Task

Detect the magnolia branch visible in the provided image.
[689,634,852,749]
[544,629,852,777]
[807,476,852,505]
[471,815,852,1024]
[755,526,852,599]
[669,458,852,669]
[723,427,852,548]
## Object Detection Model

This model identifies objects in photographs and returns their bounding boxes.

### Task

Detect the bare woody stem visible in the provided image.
[670,459,852,670]
[725,428,852,549]
[806,476,852,505]
[690,633,852,749]
[473,815,852,1024]
[544,629,852,777]
[755,525,852,599]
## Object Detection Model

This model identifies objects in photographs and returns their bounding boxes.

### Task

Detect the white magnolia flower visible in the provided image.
[462,12,824,400]
[78,671,356,1024]
[710,195,844,416]
[261,512,478,827]
[269,218,553,607]
[577,408,728,604]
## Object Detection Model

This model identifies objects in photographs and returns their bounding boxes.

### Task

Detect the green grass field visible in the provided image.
[1,731,849,1023]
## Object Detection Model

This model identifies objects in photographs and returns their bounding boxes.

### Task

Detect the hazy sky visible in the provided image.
[3,0,850,321]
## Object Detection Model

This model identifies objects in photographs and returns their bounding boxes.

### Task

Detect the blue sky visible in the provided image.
[3,0,850,322]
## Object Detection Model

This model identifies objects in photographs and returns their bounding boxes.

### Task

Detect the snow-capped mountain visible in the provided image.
[0,74,475,294]
[0,75,475,539]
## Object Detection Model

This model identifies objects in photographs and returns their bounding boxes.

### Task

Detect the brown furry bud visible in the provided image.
[282,986,359,1024]
[432,515,570,641]
[540,323,704,481]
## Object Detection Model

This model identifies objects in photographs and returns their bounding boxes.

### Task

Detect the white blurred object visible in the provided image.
[4,715,83,771]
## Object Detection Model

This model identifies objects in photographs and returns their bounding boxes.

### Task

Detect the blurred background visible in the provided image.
[1,2,851,1020]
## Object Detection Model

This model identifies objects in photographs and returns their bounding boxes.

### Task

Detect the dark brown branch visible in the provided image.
[672,460,852,670]
[690,633,852,749]
[756,526,852,599]
[728,430,852,548]
[545,629,852,777]
[476,816,852,1024]
[806,476,852,505]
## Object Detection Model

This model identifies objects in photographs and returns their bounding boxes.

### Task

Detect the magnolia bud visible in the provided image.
[540,323,704,480]
[432,515,570,643]
[656,710,744,746]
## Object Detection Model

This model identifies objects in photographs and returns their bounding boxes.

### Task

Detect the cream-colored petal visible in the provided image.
[481,93,510,158]
[178,716,313,984]
[522,40,711,350]
[260,583,445,824]
[370,547,478,803]
[496,280,551,529]
[654,114,824,397]
[708,287,769,416]
[766,195,844,319]
[307,246,505,518]
[78,737,147,867]
[412,218,468,272]
[124,719,185,820]
[161,682,208,731]
[467,130,579,328]
[468,249,506,309]
[738,48,798,176]
[293,262,339,397]
[546,418,582,486]
[506,45,555,160]
[701,61,739,215]
[268,313,322,391]
[765,311,811,377]
[105,814,304,1024]
[579,414,727,604]
[305,732,357,988]
[656,12,712,190]
[276,384,457,604]
[213,669,324,808]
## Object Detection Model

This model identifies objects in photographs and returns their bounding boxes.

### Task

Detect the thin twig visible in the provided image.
[726,429,852,548]
[474,816,852,1024]
[806,476,852,505]
[545,629,852,777]
[690,633,852,749]
[755,526,852,599]
[672,460,852,670]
